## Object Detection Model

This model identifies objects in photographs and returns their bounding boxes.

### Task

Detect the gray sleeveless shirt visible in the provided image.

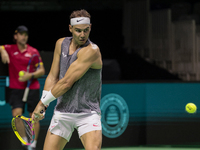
[55,37,102,114]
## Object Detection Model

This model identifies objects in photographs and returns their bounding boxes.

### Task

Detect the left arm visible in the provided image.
[51,45,102,98]
[19,64,45,82]
[32,64,45,79]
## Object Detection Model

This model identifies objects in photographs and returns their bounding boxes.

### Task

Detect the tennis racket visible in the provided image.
[11,108,46,145]
[11,115,35,145]
[22,54,41,102]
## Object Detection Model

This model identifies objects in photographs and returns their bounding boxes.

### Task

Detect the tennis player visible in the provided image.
[0,25,45,150]
[32,9,102,150]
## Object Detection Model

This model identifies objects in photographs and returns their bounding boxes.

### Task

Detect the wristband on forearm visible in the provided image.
[41,90,56,105]
[41,90,49,105]
[41,90,48,99]
[40,90,49,105]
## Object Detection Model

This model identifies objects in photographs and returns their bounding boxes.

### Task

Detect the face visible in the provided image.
[14,32,28,45]
[69,24,91,46]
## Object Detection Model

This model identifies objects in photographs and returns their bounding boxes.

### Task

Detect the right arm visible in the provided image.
[0,45,10,64]
[43,38,64,91]
[32,38,64,119]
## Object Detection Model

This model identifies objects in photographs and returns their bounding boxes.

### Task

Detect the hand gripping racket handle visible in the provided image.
[22,87,29,102]
[35,107,47,119]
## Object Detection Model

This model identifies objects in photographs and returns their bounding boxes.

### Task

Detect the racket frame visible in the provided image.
[11,115,35,145]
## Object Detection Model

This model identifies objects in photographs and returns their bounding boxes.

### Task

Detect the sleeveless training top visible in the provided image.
[55,37,102,114]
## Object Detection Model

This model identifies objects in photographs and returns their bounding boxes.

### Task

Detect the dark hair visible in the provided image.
[70,9,91,19]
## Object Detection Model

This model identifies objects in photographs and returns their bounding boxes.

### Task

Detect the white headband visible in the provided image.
[70,17,90,26]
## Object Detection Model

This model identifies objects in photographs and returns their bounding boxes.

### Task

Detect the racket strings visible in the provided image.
[15,118,33,143]
[24,123,32,141]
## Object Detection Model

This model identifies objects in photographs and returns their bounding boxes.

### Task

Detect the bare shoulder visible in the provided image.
[90,43,99,51]
[82,43,101,57]
[56,37,65,46]
[79,43,102,69]
[54,37,65,55]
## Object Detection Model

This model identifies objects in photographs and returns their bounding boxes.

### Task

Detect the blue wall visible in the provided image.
[1,76,199,128]
[102,82,200,122]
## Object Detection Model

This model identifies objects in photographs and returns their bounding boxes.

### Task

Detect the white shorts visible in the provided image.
[48,111,102,142]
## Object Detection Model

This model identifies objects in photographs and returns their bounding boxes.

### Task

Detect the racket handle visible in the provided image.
[22,87,29,102]
[40,106,47,114]
[34,107,47,119]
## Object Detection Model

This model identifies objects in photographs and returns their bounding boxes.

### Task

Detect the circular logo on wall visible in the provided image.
[100,93,129,138]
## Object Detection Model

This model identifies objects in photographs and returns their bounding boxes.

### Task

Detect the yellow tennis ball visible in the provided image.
[18,71,24,77]
[185,103,197,113]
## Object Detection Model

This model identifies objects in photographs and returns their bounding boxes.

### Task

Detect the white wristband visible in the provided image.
[41,90,49,105]
[41,90,48,99]
[41,90,56,105]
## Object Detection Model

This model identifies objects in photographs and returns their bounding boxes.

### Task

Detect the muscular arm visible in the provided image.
[51,44,102,98]
[43,38,63,91]
[32,38,63,119]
